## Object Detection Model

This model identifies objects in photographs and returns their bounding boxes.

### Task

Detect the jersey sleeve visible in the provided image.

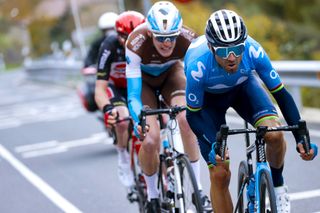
[248,40,283,92]
[96,36,116,81]
[126,47,143,123]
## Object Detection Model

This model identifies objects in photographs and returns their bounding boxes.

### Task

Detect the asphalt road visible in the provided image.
[0,70,319,213]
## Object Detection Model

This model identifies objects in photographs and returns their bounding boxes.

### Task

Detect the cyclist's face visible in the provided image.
[209,44,243,74]
[151,34,176,57]
[216,53,242,74]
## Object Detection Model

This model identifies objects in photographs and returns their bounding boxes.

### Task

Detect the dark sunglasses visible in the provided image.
[153,34,178,43]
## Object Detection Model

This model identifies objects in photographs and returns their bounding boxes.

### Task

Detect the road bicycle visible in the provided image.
[140,105,204,212]
[108,116,147,212]
[215,120,311,213]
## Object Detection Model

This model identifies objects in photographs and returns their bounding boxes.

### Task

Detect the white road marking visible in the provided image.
[0,145,82,213]
[15,133,113,158]
[289,189,320,201]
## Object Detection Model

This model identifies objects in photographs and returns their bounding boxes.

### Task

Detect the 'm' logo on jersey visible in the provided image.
[249,46,264,59]
[191,61,205,82]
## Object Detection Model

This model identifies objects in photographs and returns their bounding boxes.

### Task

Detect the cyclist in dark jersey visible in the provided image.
[125,1,212,212]
[184,9,318,213]
[84,12,118,68]
[79,12,118,113]
[95,11,145,190]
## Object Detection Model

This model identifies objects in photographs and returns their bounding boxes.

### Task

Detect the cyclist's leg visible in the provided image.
[233,76,290,211]
[107,85,133,187]
[161,61,199,175]
[139,81,162,202]
[233,76,286,184]
[199,92,233,213]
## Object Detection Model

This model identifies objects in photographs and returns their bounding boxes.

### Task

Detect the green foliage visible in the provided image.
[302,87,320,108]
[29,18,58,57]
[174,0,211,35]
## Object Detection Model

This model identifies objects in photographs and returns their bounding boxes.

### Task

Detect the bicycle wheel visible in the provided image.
[257,169,277,213]
[237,160,249,213]
[158,153,174,212]
[129,138,147,212]
[177,154,203,213]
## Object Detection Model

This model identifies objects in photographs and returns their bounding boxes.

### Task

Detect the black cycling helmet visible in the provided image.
[205,9,247,47]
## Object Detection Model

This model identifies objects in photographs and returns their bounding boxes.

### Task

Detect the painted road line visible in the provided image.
[0,145,82,213]
[289,189,320,201]
[15,132,113,158]
[15,140,59,153]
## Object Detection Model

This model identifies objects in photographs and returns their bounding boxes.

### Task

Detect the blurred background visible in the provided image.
[1,0,320,106]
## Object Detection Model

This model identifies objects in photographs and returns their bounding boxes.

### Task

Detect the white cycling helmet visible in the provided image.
[98,12,119,30]
[205,9,247,47]
[146,1,182,36]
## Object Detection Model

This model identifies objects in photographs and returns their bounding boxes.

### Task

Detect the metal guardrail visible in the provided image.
[272,61,320,110]
[24,59,320,110]
[24,58,83,86]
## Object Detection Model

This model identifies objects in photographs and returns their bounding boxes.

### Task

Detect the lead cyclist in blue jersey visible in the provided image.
[184,9,318,213]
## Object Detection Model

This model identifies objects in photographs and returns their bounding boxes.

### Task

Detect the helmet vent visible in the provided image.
[163,19,168,30]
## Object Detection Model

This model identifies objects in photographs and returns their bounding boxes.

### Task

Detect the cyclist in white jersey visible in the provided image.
[125,1,212,212]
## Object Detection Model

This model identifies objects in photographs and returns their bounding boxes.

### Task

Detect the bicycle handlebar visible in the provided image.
[216,120,311,160]
[139,106,186,134]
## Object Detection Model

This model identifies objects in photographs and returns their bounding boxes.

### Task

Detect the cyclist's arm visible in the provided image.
[251,42,303,143]
[95,36,116,110]
[271,86,302,142]
[95,80,111,110]
[126,47,143,124]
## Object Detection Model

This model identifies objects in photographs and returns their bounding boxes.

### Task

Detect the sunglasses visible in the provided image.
[153,33,178,43]
[213,43,245,59]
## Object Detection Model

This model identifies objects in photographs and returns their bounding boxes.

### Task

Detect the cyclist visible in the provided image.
[125,1,212,212]
[84,12,118,69]
[79,12,119,113]
[184,9,318,213]
[95,11,145,190]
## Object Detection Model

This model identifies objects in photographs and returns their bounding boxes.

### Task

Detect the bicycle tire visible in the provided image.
[257,169,277,213]
[237,160,249,213]
[129,139,147,212]
[177,154,204,212]
[158,153,175,212]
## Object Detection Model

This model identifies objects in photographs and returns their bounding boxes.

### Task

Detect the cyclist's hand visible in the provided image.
[133,123,149,141]
[209,143,229,166]
[103,104,118,128]
[297,142,318,161]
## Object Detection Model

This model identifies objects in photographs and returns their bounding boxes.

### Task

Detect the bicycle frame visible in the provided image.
[216,120,311,213]
[140,106,203,212]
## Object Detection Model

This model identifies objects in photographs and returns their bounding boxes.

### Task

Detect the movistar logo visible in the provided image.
[249,46,264,59]
[191,61,205,82]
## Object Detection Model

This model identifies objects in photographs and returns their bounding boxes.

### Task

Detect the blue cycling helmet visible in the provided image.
[146,1,182,36]
[205,9,247,47]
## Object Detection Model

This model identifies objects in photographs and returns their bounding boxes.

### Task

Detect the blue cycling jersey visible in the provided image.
[185,35,283,110]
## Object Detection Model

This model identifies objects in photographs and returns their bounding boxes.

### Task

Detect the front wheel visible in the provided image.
[257,169,277,213]
[236,160,249,213]
[177,155,204,213]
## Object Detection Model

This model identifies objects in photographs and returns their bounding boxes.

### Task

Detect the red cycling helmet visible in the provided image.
[115,11,145,37]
